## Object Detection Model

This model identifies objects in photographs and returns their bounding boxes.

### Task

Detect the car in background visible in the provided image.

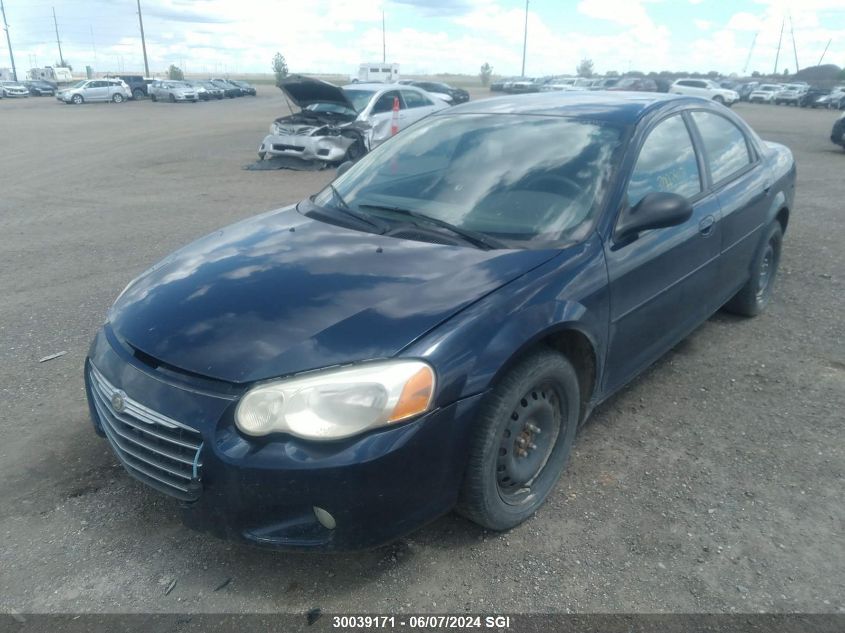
[108,74,150,99]
[490,76,523,92]
[773,84,808,106]
[748,84,782,103]
[670,78,739,106]
[231,80,257,96]
[258,75,449,163]
[539,76,580,92]
[149,80,198,103]
[736,82,759,101]
[591,77,620,90]
[56,79,131,104]
[186,80,224,100]
[86,92,795,551]
[22,80,56,96]
[815,87,845,110]
[831,112,845,149]
[404,81,469,104]
[606,77,658,92]
[798,87,829,108]
[210,78,243,97]
[0,81,30,98]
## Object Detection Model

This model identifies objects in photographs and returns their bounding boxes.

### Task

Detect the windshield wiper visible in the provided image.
[323,186,388,233]
[357,204,505,250]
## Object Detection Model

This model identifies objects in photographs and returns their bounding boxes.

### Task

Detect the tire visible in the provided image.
[457,349,580,531]
[112,93,124,103]
[713,95,725,105]
[257,151,266,161]
[132,88,145,99]
[150,94,157,102]
[724,222,783,317]
[344,138,366,163]
[169,93,177,103]
[71,94,83,105]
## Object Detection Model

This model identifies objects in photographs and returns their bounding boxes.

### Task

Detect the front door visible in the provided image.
[603,112,722,393]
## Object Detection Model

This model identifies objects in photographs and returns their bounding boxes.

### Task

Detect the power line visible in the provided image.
[788,13,799,73]
[773,17,784,75]
[521,0,528,76]
[1,0,17,80]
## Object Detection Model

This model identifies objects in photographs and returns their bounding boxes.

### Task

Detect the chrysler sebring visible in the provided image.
[85,92,796,550]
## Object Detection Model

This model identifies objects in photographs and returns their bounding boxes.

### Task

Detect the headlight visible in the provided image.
[235,360,436,440]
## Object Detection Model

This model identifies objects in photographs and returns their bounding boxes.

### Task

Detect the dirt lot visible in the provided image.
[0,91,843,615]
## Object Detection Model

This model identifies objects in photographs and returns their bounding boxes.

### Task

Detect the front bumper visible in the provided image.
[3,91,29,98]
[85,326,482,550]
[259,132,355,162]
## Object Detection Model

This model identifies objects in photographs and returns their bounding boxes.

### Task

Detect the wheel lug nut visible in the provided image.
[527,423,540,433]
[516,438,527,447]
[529,443,537,450]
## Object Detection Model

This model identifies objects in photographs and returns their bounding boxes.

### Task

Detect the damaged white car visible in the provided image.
[258,75,449,164]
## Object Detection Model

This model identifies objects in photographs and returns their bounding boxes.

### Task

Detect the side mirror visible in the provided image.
[614,192,693,242]
[336,161,354,177]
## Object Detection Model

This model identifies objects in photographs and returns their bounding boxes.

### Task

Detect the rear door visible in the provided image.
[400,89,438,124]
[687,110,770,304]
[367,90,406,146]
[85,81,109,101]
[603,112,722,393]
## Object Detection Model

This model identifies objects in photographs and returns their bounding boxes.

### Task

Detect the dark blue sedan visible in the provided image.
[85,92,796,550]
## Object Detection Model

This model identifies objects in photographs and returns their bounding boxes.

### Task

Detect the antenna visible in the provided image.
[743,32,757,75]
[773,17,784,75]
[0,0,17,81]
[52,7,65,66]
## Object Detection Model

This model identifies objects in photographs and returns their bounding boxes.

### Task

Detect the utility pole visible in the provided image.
[137,0,149,77]
[817,39,831,66]
[382,11,386,63]
[52,7,65,66]
[773,17,784,75]
[1,0,17,80]
[789,13,799,74]
[521,0,528,76]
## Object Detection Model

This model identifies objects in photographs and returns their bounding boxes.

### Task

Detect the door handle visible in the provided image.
[698,215,715,237]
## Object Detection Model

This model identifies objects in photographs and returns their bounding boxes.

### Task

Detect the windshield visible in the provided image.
[313,114,622,247]
[342,88,376,112]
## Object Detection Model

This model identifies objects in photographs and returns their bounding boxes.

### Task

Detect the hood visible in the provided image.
[109,207,558,384]
[279,74,356,111]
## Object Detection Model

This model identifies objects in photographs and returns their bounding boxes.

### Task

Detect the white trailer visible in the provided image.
[356,63,400,83]
[28,66,73,83]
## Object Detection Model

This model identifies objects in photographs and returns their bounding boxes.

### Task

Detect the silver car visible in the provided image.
[56,79,131,104]
[258,76,449,163]
[149,80,198,103]
[0,81,31,98]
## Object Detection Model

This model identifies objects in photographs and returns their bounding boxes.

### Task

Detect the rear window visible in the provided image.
[690,111,752,184]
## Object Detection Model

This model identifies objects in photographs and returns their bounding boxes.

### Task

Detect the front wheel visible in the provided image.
[150,94,157,102]
[713,95,725,105]
[457,349,580,531]
[724,222,783,317]
[169,93,177,103]
[71,94,83,105]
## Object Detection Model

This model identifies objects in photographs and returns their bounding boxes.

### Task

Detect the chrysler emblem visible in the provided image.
[111,391,127,413]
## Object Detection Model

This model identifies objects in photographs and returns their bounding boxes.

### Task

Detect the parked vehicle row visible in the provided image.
[398,80,469,104]
[56,79,132,104]
[0,80,30,98]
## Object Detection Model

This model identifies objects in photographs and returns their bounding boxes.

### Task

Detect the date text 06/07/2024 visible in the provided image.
[331,615,512,629]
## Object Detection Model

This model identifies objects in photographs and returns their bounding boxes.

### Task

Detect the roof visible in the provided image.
[444,91,694,124]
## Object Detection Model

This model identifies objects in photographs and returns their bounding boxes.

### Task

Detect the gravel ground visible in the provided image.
[0,92,843,615]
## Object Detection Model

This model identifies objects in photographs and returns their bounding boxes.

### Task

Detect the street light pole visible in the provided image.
[521,0,529,76]
[137,0,150,77]
[0,0,17,81]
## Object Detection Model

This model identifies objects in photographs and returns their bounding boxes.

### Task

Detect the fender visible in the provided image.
[402,234,610,409]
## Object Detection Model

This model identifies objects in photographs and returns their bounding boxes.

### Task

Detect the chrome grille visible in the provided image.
[88,363,203,501]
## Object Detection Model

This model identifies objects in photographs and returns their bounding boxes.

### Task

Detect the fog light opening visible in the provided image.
[313,506,336,530]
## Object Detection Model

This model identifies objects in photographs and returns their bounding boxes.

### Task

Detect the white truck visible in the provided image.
[355,63,400,83]
[28,66,73,83]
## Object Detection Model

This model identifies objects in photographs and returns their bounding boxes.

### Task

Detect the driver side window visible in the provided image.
[372,91,403,114]
[627,114,701,207]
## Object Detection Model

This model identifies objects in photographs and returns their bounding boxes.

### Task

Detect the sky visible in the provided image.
[1,0,844,78]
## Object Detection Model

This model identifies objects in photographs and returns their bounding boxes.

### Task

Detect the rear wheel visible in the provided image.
[132,88,145,99]
[724,222,783,317]
[457,349,579,531]
[112,93,125,103]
